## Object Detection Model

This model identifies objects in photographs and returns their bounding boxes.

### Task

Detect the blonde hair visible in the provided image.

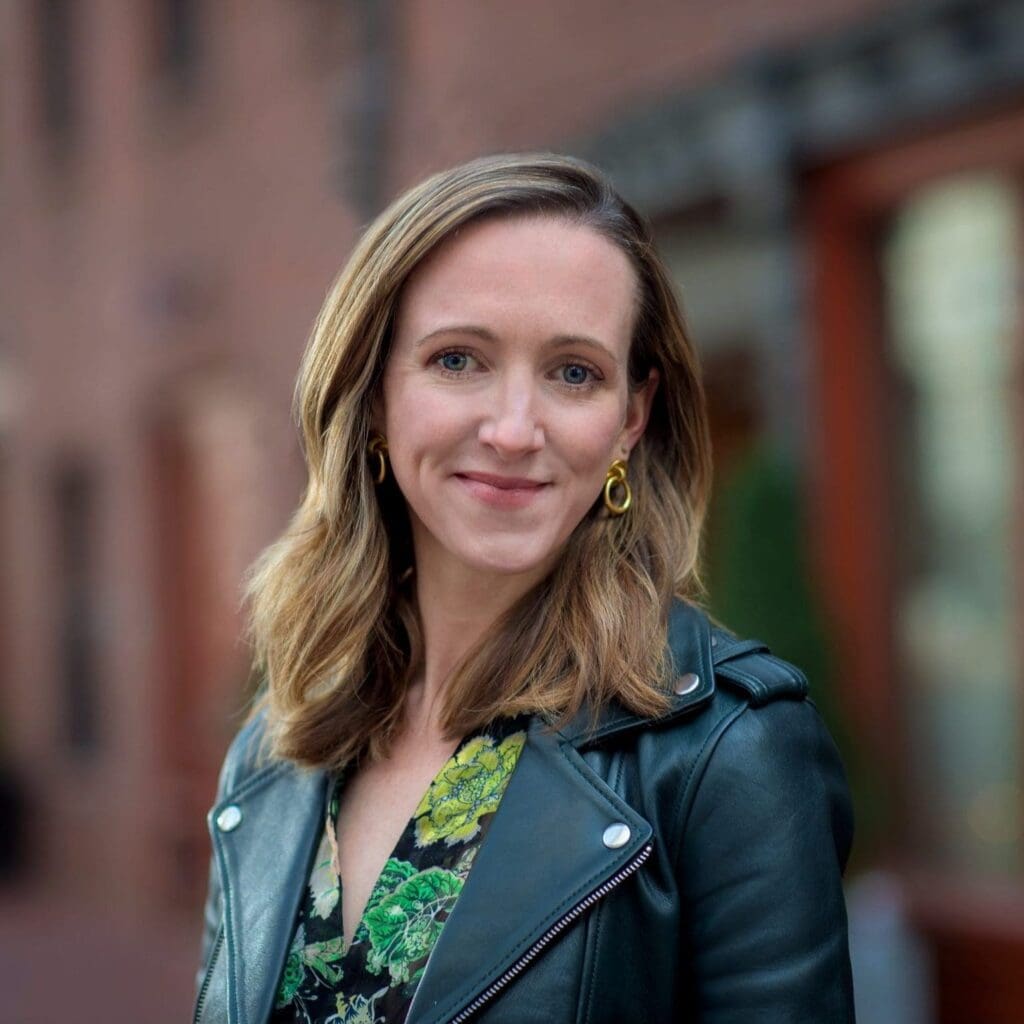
[244,152,712,770]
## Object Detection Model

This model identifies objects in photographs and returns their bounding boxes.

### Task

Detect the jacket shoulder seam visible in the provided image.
[668,693,822,871]
[713,649,808,706]
[667,700,747,868]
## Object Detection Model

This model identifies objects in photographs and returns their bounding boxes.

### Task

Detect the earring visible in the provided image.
[368,433,389,485]
[603,458,632,516]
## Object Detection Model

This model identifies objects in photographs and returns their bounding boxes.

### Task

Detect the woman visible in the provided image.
[193,153,855,1024]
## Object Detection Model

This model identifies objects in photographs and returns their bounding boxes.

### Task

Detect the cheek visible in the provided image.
[556,403,626,473]
[382,379,467,467]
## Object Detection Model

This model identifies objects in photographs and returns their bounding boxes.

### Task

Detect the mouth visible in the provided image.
[454,472,550,508]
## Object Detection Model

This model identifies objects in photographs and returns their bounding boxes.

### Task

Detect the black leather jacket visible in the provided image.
[193,599,855,1023]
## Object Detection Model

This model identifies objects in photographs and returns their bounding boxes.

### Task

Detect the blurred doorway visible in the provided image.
[148,380,263,912]
[808,102,1024,1024]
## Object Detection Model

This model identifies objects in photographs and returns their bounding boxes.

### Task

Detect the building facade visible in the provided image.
[2,1,1023,1020]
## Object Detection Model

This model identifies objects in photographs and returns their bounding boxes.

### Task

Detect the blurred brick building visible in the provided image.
[2,2,1024,1021]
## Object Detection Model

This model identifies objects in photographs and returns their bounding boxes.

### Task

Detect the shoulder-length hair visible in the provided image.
[244,152,712,770]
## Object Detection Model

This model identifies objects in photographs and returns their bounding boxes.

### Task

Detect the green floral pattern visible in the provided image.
[363,863,463,983]
[269,717,527,1024]
[413,731,527,847]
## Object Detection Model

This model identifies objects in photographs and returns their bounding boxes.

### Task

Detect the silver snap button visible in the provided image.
[216,805,243,832]
[603,822,631,849]
[673,672,700,696]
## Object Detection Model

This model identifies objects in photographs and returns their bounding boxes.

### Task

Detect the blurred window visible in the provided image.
[656,209,772,466]
[34,0,77,159]
[882,174,1021,875]
[153,0,201,100]
[54,459,100,755]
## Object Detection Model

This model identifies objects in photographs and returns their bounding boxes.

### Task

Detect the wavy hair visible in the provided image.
[243,152,713,770]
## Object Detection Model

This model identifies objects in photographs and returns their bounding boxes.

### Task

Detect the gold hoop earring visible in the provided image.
[603,459,632,516]
[368,433,388,485]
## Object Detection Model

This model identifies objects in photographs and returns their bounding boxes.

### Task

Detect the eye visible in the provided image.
[434,349,475,374]
[559,362,598,387]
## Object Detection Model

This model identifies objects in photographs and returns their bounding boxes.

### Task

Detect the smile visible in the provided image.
[454,473,550,509]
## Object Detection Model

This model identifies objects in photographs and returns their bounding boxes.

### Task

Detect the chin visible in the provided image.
[459,537,559,578]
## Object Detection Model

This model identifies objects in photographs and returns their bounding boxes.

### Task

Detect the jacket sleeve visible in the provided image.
[674,696,856,1022]
[192,707,267,1001]
[193,746,231,1001]
[195,851,223,998]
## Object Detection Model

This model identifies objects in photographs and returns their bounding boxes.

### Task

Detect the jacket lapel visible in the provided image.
[405,717,653,1024]
[406,598,715,1023]
[209,759,327,1024]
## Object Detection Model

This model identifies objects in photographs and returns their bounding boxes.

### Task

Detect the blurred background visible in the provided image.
[2,0,1023,1021]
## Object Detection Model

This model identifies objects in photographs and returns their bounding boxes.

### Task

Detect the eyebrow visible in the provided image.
[413,324,620,364]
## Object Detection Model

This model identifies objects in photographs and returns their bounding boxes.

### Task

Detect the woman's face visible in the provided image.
[378,215,659,582]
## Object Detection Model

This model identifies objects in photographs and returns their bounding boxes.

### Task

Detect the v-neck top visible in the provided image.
[269,716,529,1024]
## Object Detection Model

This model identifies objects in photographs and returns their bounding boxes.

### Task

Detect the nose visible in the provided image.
[477,374,545,457]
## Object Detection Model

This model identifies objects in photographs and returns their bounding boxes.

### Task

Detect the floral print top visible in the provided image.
[270,716,529,1024]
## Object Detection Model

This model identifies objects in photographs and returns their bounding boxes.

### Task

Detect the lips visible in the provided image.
[456,472,548,490]
[454,471,550,509]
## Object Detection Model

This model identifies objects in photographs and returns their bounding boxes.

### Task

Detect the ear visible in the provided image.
[617,368,660,457]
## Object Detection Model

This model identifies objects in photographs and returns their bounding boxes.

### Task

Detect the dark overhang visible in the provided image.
[578,0,1024,218]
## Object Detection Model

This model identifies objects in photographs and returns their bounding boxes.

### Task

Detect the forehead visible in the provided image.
[394,215,639,347]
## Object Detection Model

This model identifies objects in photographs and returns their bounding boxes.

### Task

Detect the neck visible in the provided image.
[405,545,551,737]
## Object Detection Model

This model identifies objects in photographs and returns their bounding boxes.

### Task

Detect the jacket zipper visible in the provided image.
[193,924,224,1024]
[448,841,654,1024]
